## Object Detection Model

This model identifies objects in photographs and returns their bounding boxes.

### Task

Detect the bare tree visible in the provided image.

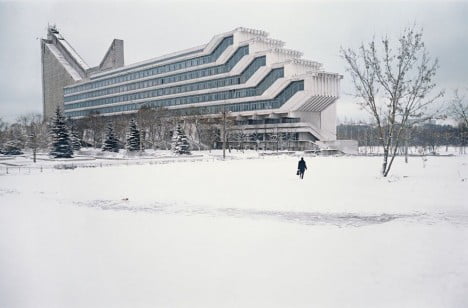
[341,26,444,176]
[137,105,157,150]
[164,113,180,150]
[449,89,468,127]
[198,117,220,152]
[82,111,105,148]
[448,90,468,154]
[219,108,236,158]
[182,107,206,151]
[136,106,171,150]
[233,127,248,152]
[113,114,131,149]
[0,118,8,146]
[7,114,47,161]
[270,124,281,152]
[221,110,229,158]
[251,131,261,151]
[24,114,47,163]
[7,122,27,150]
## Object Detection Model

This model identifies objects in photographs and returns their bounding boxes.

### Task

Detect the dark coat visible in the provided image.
[298,159,307,172]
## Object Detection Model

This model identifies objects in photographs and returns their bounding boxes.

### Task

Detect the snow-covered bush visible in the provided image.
[0,140,23,155]
[126,119,141,152]
[171,124,191,155]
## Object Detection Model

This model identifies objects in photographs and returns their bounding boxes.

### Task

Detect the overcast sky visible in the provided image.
[0,0,467,123]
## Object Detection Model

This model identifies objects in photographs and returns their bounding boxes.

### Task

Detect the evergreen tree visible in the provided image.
[1,140,23,155]
[171,124,191,154]
[126,119,141,152]
[70,128,81,151]
[49,106,73,158]
[102,121,119,152]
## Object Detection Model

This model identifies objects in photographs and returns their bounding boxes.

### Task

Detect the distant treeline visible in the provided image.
[337,122,467,153]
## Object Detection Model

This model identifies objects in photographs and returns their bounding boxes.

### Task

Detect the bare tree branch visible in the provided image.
[341,26,443,177]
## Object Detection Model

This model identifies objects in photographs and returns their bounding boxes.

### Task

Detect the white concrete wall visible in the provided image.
[99,39,124,71]
[320,103,337,141]
[41,42,77,119]
[288,111,321,128]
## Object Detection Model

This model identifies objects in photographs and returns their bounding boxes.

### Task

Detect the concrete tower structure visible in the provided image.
[40,25,124,119]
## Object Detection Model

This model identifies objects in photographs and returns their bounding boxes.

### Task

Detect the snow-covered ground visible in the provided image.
[0,148,261,173]
[1,152,467,307]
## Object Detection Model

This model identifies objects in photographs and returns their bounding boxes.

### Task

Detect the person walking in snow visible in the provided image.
[297,157,307,179]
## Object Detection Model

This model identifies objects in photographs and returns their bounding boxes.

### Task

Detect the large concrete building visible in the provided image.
[41,26,342,146]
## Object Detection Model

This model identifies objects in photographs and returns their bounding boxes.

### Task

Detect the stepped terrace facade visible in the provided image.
[41,26,342,143]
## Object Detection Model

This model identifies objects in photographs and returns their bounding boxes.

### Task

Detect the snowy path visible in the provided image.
[1,155,467,307]
[70,198,468,228]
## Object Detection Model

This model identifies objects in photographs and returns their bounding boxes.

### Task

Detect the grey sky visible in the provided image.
[0,0,467,123]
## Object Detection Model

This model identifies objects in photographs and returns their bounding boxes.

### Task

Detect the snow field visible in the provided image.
[0,154,467,307]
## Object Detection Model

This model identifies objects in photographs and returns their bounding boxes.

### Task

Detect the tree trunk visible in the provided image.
[404,145,408,163]
[222,112,226,159]
[404,134,409,163]
[382,148,389,176]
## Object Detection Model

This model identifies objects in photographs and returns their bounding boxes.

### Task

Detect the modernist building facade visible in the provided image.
[41,26,342,144]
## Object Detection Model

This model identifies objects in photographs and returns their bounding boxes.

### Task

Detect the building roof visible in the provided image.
[45,43,83,81]
[48,27,90,71]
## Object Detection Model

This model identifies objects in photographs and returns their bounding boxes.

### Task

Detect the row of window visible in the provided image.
[195,81,303,115]
[65,67,283,112]
[220,132,299,142]
[255,133,299,141]
[65,55,264,109]
[91,48,204,81]
[65,80,304,118]
[65,47,254,104]
[236,118,300,125]
[64,36,234,95]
